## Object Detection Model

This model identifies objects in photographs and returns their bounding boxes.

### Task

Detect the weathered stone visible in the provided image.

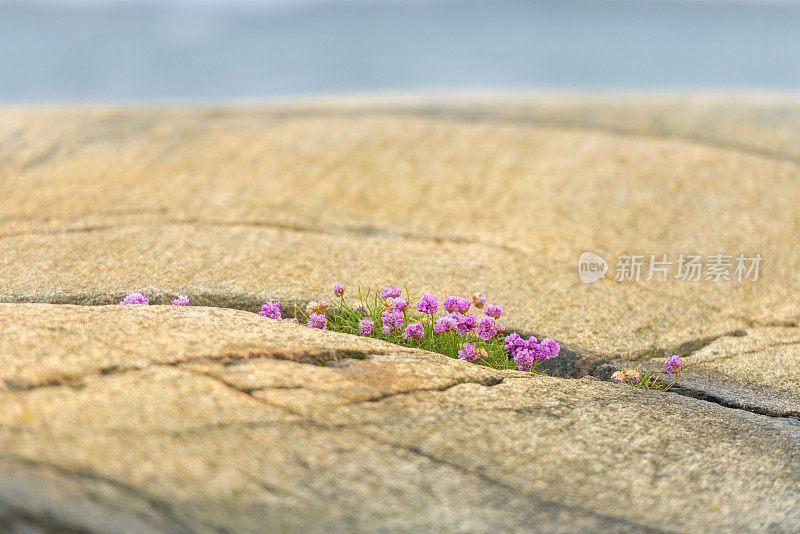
[2,98,800,528]
[0,304,799,532]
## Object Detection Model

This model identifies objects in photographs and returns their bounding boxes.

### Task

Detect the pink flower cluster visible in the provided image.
[259,301,282,320]
[504,333,561,371]
[665,355,682,374]
[120,293,149,305]
[251,283,561,373]
[359,317,375,335]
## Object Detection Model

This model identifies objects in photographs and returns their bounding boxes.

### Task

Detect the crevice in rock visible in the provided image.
[748,318,799,328]
[0,213,532,265]
[589,363,800,422]
[666,384,800,420]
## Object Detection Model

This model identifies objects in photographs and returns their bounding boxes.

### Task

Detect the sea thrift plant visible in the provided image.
[275,283,561,373]
[613,355,684,391]
[476,316,497,340]
[504,333,560,371]
[442,296,459,313]
[120,293,149,305]
[434,314,458,333]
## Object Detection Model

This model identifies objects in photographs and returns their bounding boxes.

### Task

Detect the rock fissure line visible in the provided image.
[668,384,800,420]
[216,104,800,166]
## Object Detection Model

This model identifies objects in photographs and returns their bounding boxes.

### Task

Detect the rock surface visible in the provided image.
[634,326,800,417]
[1,304,799,533]
[1,96,800,530]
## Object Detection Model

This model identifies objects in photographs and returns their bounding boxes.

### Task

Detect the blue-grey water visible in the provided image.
[1,0,800,103]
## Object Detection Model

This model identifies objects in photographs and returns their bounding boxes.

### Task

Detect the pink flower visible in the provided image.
[455,313,476,336]
[380,286,403,299]
[442,296,459,313]
[402,322,424,342]
[332,282,345,298]
[416,293,438,314]
[359,317,374,336]
[476,316,497,340]
[259,302,282,320]
[171,295,190,306]
[120,293,148,305]
[665,355,682,374]
[458,342,478,362]
[535,338,560,361]
[434,314,458,333]
[381,309,403,334]
[393,297,409,311]
[485,304,502,319]
[307,313,327,330]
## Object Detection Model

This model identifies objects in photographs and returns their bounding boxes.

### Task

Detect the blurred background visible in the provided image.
[1,0,799,103]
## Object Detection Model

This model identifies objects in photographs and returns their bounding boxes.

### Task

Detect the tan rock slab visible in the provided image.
[1,97,800,438]
[0,303,799,532]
